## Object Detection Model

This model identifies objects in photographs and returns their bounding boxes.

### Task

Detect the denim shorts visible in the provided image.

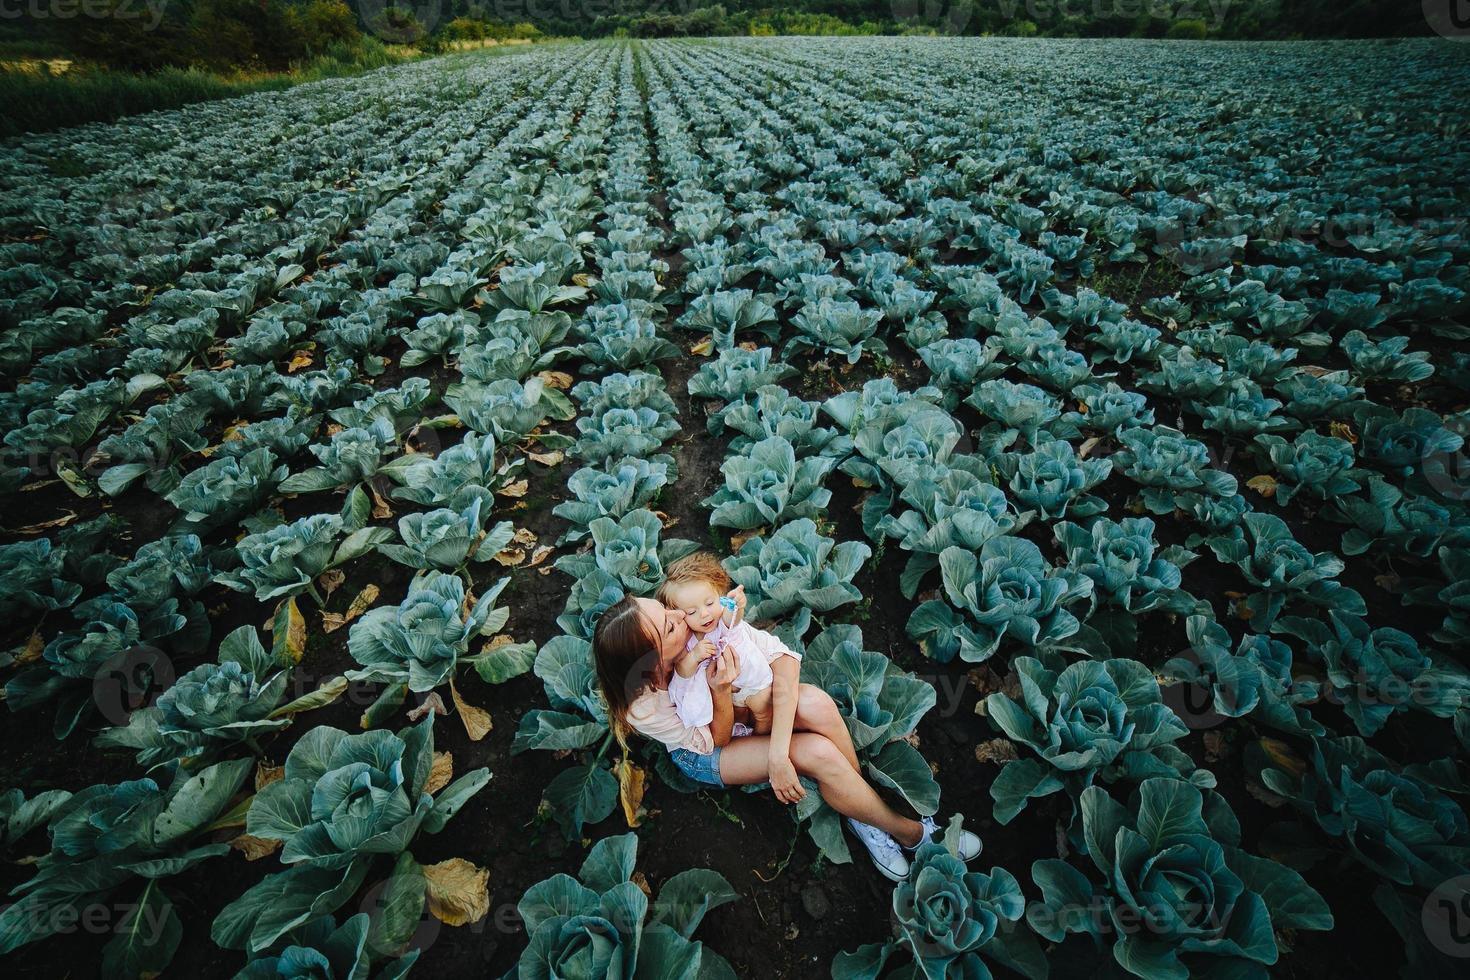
[668,747,725,788]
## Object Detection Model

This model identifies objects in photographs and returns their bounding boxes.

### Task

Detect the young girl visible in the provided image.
[656,552,780,738]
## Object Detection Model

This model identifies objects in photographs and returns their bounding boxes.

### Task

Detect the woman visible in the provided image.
[592,594,980,881]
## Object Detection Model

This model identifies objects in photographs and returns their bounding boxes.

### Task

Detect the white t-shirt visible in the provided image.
[666,620,783,729]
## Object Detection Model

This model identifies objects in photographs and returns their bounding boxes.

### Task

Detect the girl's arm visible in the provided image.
[708,652,738,748]
[765,653,802,803]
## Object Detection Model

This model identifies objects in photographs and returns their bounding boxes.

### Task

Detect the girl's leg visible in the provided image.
[716,733,923,846]
[743,689,774,734]
[791,684,861,774]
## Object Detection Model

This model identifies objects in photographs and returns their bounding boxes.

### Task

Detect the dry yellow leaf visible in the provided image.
[230,834,282,861]
[1328,421,1358,444]
[528,450,564,466]
[690,338,714,356]
[255,763,284,791]
[1259,737,1307,778]
[528,545,554,568]
[406,692,448,722]
[498,479,529,499]
[369,487,393,520]
[616,756,646,828]
[631,871,652,898]
[513,527,537,547]
[326,423,344,437]
[537,371,574,390]
[14,631,44,666]
[493,547,526,567]
[318,569,346,599]
[451,681,492,741]
[974,739,1020,765]
[423,858,490,927]
[9,511,79,534]
[730,529,764,553]
[286,350,314,373]
[1077,437,1101,459]
[1245,475,1277,498]
[426,751,454,796]
[654,510,679,529]
[322,584,380,634]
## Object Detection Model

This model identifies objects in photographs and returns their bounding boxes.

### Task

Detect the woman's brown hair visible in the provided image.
[592,596,658,744]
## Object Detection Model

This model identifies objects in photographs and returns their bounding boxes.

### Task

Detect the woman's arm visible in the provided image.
[708,652,738,748]
[766,654,803,803]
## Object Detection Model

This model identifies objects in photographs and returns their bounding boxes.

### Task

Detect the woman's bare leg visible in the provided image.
[716,733,923,846]
[791,684,861,773]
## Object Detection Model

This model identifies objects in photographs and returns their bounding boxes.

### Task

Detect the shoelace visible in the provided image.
[851,821,903,861]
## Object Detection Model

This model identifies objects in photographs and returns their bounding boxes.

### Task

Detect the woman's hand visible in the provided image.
[768,754,804,805]
[706,650,738,692]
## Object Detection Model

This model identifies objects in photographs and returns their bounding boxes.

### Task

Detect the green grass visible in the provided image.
[0,43,413,140]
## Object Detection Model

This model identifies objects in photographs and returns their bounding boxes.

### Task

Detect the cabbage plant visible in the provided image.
[1029,778,1331,979]
[878,466,1024,598]
[95,625,293,769]
[554,510,698,599]
[965,379,1062,453]
[993,437,1112,520]
[553,456,673,544]
[704,436,834,529]
[677,288,779,348]
[232,913,417,980]
[687,346,799,428]
[720,385,851,458]
[443,376,574,444]
[786,296,886,364]
[1253,432,1358,505]
[725,519,870,640]
[572,404,680,464]
[1114,426,1238,514]
[574,302,679,371]
[985,657,1208,826]
[1210,512,1365,629]
[376,498,513,573]
[217,513,390,604]
[277,419,407,495]
[834,842,1042,980]
[1160,615,1323,737]
[1278,609,1469,737]
[214,716,489,953]
[0,758,253,968]
[1253,734,1470,893]
[1341,329,1434,383]
[346,572,513,695]
[168,446,287,529]
[907,538,1094,663]
[388,431,523,512]
[511,834,737,979]
[1055,517,1197,616]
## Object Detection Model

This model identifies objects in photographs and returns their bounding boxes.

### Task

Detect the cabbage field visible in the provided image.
[2,34,1469,980]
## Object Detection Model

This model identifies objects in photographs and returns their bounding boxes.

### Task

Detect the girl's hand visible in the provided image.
[707,650,738,692]
[725,584,747,623]
[768,755,804,805]
[693,638,717,662]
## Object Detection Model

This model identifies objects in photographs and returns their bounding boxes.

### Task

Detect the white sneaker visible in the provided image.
[909,815,983,862]
[846,818,910,882]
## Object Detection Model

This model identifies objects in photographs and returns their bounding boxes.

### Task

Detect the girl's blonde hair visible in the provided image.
[655,551,732,606]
